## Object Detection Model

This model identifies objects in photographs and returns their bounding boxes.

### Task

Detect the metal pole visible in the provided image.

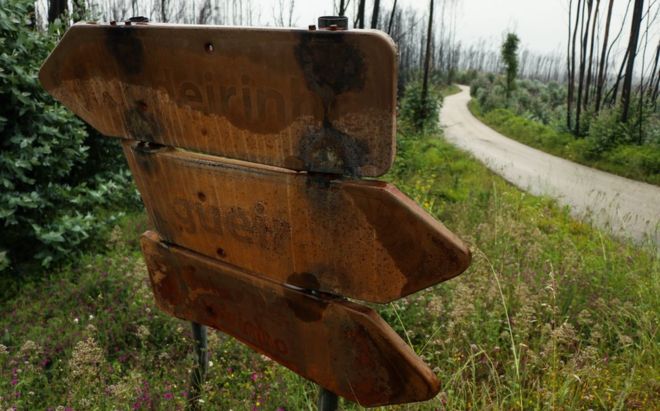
[317,386,339,411]
[188,322,208,410]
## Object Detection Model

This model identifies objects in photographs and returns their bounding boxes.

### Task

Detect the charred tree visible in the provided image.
[48,0,68,24]
[576,0,592,135]
[595,0,615,112]
[584,0,600,109]
[567,0,581,131]
[371,0,381,29]
[355,0,366,29]
[621,0,644,122]
[387,0,398,34]
[421,0,435,120]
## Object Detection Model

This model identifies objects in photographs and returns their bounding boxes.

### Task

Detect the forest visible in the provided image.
[1,0,658,409]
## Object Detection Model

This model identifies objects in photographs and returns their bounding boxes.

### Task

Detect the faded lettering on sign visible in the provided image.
[170,198,291,254]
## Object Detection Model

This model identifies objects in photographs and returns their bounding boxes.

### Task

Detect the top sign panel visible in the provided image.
[39,23,397,177]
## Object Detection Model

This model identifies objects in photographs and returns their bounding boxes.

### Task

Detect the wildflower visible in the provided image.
[73,317,79,324]
[136,325,150,340]
[208,360,214,367]
[0,344,8,355]
[163,392,174,400]
[89,314,94,320]
[19,340,38,355]
[618,334,633,347]
[69,337,106,379]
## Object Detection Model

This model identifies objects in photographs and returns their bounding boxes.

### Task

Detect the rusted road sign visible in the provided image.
[39,23,396,176]
[141,231,440,406]
[124,141,470,303]
[41,20,472,407]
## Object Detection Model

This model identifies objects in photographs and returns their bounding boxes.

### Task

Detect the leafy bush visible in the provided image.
[399,79,442,133]
[0,0,139,274]
[469,99,660,185]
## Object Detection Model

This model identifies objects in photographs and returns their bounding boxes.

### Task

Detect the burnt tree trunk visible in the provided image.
[621,0,644,122]
[567,0,581,131]
[371,0,381,29]
[48,0,68,24]
[576,0,592,135]
[421,0,435,119]
[387,0,398,34]
[338,0,348,16]
[584,0,600,109]
[355,0,366,29]
[595,0,615,112]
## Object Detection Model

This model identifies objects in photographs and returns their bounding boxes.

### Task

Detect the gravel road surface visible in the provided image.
[440,85,659,249]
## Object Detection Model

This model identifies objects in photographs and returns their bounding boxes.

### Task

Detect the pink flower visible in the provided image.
[163,392,174,400]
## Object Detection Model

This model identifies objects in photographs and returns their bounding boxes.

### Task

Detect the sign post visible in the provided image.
[189,322,208,410]
[41,17,471,409]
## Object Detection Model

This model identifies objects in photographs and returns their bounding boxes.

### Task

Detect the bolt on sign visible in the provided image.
[41,21,471,407]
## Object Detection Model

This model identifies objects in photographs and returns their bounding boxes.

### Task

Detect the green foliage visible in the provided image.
[470,100,660,185]
[399,79,442,133]
[501,33,520,99]
[470,73,566,125]
[0,0,139,274]
[1,129,657,409]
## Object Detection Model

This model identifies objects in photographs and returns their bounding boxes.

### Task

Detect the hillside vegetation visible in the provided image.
[468,74,660,186]
[2,119,657,409]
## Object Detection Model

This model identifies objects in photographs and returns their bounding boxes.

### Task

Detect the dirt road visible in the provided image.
[440,85,659,248]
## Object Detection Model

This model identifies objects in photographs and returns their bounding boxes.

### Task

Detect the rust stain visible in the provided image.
[39,23,397,176]
[141,232,440,406]
[124,143,470,303]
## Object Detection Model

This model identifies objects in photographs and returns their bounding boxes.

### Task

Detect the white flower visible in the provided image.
[74,318,79,324]
[89,315,94,320]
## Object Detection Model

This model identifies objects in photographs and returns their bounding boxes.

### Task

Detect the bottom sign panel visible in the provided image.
[141,231,440,406]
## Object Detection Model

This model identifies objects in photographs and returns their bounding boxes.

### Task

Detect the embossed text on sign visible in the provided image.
[124,141,471,303]
[141,231,440,406]
[39,23,397,176]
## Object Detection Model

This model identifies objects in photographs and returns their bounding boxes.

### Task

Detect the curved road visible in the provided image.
[440,85,660,248]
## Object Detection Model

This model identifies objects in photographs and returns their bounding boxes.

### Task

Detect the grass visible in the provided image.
[1,127,658,410]
[468,100,660,186]
[441,84,462,98]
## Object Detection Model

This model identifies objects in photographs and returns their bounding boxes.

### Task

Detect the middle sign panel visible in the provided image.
[124,141,470,303]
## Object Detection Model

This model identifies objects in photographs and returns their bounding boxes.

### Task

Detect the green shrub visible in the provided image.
[0,0,139,274]
[399,79,442,133]
[604,144,660,185]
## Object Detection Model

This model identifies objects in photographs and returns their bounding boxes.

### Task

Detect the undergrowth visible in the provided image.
[468,82,660,186]
[1,130,657,410]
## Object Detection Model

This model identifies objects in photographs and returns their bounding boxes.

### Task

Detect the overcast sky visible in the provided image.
[265,0,656,60]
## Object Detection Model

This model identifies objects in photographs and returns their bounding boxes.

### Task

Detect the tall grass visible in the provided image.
[1,129,657,410]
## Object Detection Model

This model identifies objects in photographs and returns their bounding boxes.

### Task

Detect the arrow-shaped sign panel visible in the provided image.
[124,141,470,303]
[141,231,440,406]
[39,23,396,177]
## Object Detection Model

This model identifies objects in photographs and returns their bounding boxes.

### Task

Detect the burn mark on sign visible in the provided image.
[294,32,365,111]
[283,282,327,323]
[124,106,161,142]
[294,32,369,176]
[299,122,368,176]
[105,26,144,77]
[286,272,321,290]
[131,141,168,175]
